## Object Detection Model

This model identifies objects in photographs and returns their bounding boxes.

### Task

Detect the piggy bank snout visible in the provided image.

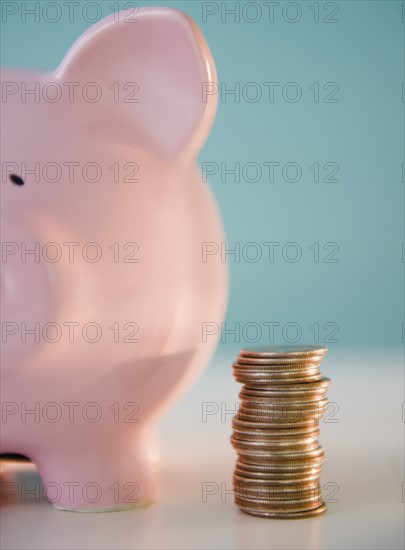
[1,217,54,371]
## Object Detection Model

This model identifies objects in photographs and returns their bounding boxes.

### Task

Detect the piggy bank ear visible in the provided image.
[56,8,217,159]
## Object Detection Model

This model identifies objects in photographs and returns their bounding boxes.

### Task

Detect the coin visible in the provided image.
[235,467,322,477]
[232,418,320,431]
[232,425,320,438]
[238,418,317,428]
[234,375,324,386]
[233,376,323,386]
[236,357,323,366]
[233,362,323,373]
[237,502,327,519]
[237,401,328,420]
[234,471,322,484]
[239,391,329,404]
[233,476,321,500]
[235,489,322,504]
[232,367,323,381]
[232,442,321,457]
[236,458,324,472]
[231,432,320,446]
[231,345,331,519]
[234,493,324,511]
[235,468,323,481]
[240,378,331,393]
[239,346,328,358]
[235,447,325,463]
[238,399,328,412]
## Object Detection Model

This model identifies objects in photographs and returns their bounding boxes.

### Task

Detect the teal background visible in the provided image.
[1,1,403,353]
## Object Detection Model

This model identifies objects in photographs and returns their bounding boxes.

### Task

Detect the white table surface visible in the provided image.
[1,348,403,550]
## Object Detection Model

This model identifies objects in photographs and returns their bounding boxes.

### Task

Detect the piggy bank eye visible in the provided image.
[9,174,25,186]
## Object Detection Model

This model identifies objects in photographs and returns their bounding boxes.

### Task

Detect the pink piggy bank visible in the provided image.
[0,7,227,511]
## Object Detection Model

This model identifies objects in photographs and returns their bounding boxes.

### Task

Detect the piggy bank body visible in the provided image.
[0,8,227,511]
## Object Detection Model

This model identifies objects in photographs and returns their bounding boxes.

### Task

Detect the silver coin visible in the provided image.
[232,346,330,514]
[233,467,321,485]
[236,412,327,424]
[238,398,328,411]
[233,371,322,379]
[232,421,321,432]
[232,418,320,432]
[234,375,324,386]
[235,368,322,376]
[233,364,321,373]
[240,388,330,397]
[235,446,324,462]
[231,432,320,446]
[234,377,323,386]
[232,442,320,456]
[232,439,320,452]
[234,494,324,511]
[232,436,320,447]
[237,502,327,519]
[237,408,327,428]
[242,398,326,406]
[239,346,327,358]
[236,357,323,366]
[234,474,322,485]
[236,455,325,474]
[235,490,322,504]
[239,393,329,405]
[233,477,320,492]
[236,458,324,471]
[240,378,331,394]
[233,362,323,373]
[235,493,323,505]
[235,467,323,479]
[235,414,322,427]
[234,471,322,484]
[232,424,320,438]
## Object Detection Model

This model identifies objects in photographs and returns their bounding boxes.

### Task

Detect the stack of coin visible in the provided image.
[231,345,331,519]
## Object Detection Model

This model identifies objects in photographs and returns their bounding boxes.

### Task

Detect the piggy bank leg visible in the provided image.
[35,440,157,512]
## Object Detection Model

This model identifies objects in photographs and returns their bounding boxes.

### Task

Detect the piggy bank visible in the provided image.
[0,7,227,511]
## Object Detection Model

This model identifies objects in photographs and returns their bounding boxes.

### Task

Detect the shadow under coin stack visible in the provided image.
[231,346,331,519]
